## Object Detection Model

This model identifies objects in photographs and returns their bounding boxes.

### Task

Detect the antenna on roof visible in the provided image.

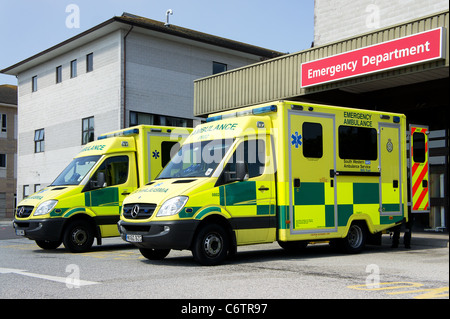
[165,9,173,26]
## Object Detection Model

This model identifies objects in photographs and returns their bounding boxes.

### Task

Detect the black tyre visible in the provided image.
[192,224,229,266]
[139,248,171,260]
[63,219,95,253]
[35,239,62,250]
[340,223,366,254]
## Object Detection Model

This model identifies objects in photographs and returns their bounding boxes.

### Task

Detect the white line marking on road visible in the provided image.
[0,267,99,286]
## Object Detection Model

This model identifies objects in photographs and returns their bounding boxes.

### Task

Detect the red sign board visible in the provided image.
[301,28,445,88]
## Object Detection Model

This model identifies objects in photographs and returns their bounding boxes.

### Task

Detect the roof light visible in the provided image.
[98,128,139,140]
[206,105,277,123]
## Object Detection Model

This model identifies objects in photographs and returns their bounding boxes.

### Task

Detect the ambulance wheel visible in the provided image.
[192,223,229,266]
[139,248,171,260]
[35,239,62,250]
[63,219,95,253]
[340,222,366,254]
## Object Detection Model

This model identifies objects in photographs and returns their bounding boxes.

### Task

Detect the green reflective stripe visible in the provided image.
[220,181,256,206]
[85,187,119,206]
[63,207,86,218]
[294,182,325,205]
[353,183,379,204]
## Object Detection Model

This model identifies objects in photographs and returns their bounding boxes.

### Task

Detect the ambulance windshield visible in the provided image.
[51,155,101,186]
[157,139,233,179]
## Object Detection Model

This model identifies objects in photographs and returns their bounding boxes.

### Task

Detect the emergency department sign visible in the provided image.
[301,27,445,88]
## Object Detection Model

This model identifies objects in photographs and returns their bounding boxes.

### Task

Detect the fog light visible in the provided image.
[164,226,170,232]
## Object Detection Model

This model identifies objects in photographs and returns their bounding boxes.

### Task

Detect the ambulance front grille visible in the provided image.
[123,203,157,219]
[15,206,34,218]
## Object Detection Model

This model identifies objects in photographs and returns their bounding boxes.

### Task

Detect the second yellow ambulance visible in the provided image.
[118,101,410,265]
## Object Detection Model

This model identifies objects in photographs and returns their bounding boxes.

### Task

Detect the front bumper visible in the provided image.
[13,218,65,242]
[118,219,200,250]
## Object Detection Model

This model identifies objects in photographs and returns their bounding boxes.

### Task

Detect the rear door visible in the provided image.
[409,125,430,213]
[379,123,403,215]
[288,110,337,234]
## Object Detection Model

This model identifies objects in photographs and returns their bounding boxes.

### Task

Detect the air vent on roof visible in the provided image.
[165,9,173,26]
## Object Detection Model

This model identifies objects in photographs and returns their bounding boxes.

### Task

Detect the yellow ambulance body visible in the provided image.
[118,101,408,265]
[13,125,191,252]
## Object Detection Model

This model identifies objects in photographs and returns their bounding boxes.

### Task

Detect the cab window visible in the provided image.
[226,139,266,178]
[92,155,129,187]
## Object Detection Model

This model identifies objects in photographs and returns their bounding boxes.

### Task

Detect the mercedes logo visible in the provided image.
[17,207,25,218]
[131,204,140,219]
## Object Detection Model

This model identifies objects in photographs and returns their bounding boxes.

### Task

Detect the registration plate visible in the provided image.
[126,234,142,243]
[16,229,25,236]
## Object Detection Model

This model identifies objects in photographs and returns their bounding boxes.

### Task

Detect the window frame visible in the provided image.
[82,116,95,145]
[34,128,45,153]
[70,59,77,78]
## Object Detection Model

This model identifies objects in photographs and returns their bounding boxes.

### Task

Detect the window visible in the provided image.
[56,65,62,83]
[34,129,45,153]
[161,141,180,168]
[91,156,129,187]
[1,113,6,133]
[213,61,227,74]
[413,132,426,163]
[70,59,77,78]
[129,111,192,127]
[23,185,30,198]
[339,126,377,160]
[303,122,323,158]
[0,154,6,168]
[86,53,93,72]
[82,116,94,145]
[227,139,266,178]
[34,184,41,193]
[32,76,38,92]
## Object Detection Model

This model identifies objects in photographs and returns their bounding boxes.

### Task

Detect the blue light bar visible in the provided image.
[97,128,139,140]
[252,105,277,115]
[206,105,277,123]
[123,128,139,136]
[206,115,222,123]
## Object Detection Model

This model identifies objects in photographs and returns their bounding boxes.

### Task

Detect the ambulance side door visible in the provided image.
[218,135,276,244]
[288,111,337,234]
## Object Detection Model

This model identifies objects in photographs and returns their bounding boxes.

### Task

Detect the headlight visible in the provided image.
[157,196,188,217]
[34,200,58,216]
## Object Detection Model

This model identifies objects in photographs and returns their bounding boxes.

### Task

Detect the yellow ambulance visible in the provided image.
[13,125,191,252]
[118,101,411,265]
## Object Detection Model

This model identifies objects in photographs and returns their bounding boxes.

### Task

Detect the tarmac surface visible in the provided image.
[1,217,448,248]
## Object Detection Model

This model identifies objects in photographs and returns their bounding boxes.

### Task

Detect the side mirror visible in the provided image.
[91,171,106,189]
[224,161,248,183]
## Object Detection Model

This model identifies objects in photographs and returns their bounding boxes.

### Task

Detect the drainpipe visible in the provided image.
[123,26,133,129]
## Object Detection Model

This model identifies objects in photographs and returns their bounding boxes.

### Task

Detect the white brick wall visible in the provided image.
[17,31,122,200]
[314,0,449,46]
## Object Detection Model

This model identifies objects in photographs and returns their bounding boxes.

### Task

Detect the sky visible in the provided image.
[0,0,314,85]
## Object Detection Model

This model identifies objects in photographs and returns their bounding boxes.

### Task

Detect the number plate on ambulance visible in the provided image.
[126,234,142,243]
[16,229,25,236]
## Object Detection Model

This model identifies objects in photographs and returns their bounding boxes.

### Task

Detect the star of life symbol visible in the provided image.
[291,131,302,148]
[152,150,160,159]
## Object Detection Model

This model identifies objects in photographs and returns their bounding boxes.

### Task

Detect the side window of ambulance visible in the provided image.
[338,126,377,160]
[303,122,323,158]
[161,141,180,168]
[229,139,265,178]
[412,132,426,163]
[92,155,129,187]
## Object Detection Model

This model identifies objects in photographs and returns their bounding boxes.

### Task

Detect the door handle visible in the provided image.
[121,191,131,196]
[258,186,269,192]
